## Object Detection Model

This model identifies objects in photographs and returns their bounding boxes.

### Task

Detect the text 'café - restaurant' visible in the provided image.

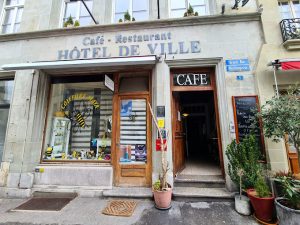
[0,14,264,194]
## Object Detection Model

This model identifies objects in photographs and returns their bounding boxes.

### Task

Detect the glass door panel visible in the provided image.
[119,99,147,164]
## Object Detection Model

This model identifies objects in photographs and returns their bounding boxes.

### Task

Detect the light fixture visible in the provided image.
[182,113,189,117]
[64,0,98,24]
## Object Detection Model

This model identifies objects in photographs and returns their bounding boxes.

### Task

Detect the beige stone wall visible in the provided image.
[15,0,260,33]
[255,0,300,172]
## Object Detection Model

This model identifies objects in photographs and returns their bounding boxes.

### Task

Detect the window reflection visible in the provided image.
[63,0,93,26]
[170,0,208,18]
[115,0,149,22]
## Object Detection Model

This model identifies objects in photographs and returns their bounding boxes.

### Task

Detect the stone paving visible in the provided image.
[0,198,259,225]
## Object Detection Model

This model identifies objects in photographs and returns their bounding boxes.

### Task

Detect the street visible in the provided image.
[0,198,258,225]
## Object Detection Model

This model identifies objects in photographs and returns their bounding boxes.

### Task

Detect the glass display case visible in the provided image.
[48,117,71,159]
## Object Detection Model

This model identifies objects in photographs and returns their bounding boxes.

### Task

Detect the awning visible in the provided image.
[1,55,158,71]
[268,58,300,70]
[267,58,300,97]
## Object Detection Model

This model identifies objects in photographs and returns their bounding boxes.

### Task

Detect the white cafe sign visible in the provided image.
[174,73,210,86]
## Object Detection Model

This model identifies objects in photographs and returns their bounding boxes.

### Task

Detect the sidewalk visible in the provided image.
[0,198,259,225]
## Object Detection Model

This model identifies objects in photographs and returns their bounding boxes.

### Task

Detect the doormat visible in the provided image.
[102,200,137,217]
[13,197,75,211]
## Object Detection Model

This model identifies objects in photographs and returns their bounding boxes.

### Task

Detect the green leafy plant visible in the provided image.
[74,20,80,27]
[274,175,300,209]
[184,4,198,17]
[118,18,123,23]
[226,134,262,189]
[64,15,74,27]
[255,174,271,198]
[258,85,300,166]
[132,17,136,21]
[187,4,194,14]
[124,10,131,21]
[153,180,161,191]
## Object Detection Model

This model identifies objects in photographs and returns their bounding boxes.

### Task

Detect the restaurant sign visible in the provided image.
[174,73,210,86]
[57,32,201,60]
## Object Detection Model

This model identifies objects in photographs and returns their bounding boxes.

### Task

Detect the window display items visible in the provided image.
[135,144,147,162]
[43,80,113,162]
[120,145,132,162]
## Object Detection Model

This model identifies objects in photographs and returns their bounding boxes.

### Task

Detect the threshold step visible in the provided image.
[32,185,105,198]
[103,187,153,199]
[174,175,225,188]
[173,187,234,202]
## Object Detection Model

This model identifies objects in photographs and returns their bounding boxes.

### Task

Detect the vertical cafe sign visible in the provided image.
[57,32,201,60]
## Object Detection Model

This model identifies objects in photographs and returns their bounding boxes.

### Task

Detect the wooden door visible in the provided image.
[285,135,300,174]
[172,93,185,175]
[114,95,152,187]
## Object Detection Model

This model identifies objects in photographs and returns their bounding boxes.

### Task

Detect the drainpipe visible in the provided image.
[157,0,160,19]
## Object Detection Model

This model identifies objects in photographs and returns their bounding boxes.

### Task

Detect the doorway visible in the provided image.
[178,91,222,176]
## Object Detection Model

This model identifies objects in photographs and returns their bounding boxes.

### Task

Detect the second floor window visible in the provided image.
[1,0,24,34]
[63,0,93,26]
[114,0,149,22]
[278,0,300,19]
[170,0,208,18]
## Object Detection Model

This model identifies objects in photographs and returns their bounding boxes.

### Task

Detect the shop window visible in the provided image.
[278,0,300,19]
[63,0,93,26]
[43,76,113,162]
[1,0,24,34]
[170,0,209,18]
[0,79,14,160]
[114,0,149,22]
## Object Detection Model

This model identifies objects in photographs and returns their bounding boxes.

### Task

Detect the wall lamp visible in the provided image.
[65,0,98,24]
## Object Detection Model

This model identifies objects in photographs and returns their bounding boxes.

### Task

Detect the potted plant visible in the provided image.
[64,15,74,28]
[183,4,199,17]
[226,134,262,189]
[226,134,262,215]
[247,172,275,223]
[74,20,80,27]
[258,86,300,224]
[148,103,172,210]
[274,175,300,225]
[258,86,300,173]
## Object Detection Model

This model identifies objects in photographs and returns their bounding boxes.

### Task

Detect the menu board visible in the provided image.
[232,96,265,153]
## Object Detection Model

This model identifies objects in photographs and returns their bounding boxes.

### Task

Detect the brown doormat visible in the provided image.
[13,197,75,211]
[102,200,137,217]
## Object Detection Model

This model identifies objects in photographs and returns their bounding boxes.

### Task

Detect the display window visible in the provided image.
[43,75,113,162]
[0,79,14,161]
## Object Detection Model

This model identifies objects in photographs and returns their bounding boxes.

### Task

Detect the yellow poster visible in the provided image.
[158,119,165,128]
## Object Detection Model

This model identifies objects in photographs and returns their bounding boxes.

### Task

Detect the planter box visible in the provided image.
[275,197,300,225]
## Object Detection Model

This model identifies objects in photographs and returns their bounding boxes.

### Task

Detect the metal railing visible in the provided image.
[280,18,300,42]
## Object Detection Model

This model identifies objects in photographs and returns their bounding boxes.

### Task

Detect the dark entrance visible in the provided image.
[175,91,221,176]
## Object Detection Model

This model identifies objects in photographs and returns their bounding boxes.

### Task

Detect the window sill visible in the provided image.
[283,39,300,50]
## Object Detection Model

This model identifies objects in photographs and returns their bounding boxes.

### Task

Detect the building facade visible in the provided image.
[256,0,300,174]
[0,0,296,198]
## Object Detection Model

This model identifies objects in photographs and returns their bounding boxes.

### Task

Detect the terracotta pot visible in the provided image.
[153,188,172,209]
[247,189,275,222]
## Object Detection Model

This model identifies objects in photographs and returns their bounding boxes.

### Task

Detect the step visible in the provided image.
[174,174,225,188]
[173,187,235,202]
[103,187,153,199]
[32,185,105,198]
